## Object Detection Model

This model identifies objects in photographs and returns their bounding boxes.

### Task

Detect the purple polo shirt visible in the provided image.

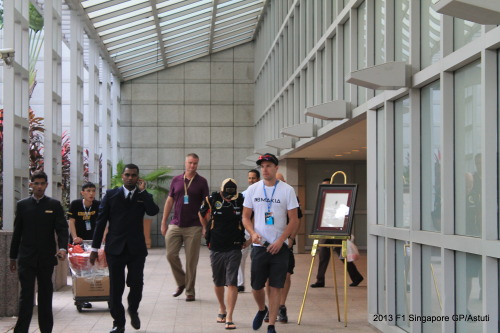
[169,173,209,228]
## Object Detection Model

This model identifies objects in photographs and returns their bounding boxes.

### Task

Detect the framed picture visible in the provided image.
[311,184,358,236]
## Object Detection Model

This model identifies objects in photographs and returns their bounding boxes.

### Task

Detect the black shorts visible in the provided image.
[250,245,289,289]
[210,249,242,287]
[287,247,295,274]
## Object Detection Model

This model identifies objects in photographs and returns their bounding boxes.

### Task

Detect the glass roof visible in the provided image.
[78,0,265,81]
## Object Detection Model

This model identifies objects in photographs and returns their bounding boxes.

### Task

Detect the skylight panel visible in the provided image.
[107,34,157,51]
[92,7,151,28]
[97,17,153,37]
[110,42,159,58]
[81,0,114,9]
[216,8,260,24]
[102,26,156,44]
[87,0,149,19]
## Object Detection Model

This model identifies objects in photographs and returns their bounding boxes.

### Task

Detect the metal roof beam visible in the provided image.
[208,0,219,54]
[65,0,123,81]
[149,0,168,69]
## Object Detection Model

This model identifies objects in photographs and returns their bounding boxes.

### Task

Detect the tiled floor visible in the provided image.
[0,247,379,333]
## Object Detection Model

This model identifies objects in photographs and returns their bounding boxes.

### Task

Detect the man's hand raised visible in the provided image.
[89,251,98,265]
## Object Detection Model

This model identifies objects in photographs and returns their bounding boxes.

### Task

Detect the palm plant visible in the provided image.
[111,160,172,203]
[61,131,70,211]
[29,107,44,175]
[28,3,44,98]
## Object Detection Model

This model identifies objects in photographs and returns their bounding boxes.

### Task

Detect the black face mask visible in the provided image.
[222,186,236,199]
[222,179,237,199]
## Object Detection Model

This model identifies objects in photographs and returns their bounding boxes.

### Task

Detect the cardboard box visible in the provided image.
[72,275,109,297]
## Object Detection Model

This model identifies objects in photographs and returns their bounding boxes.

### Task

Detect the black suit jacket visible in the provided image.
[10,196,68,267]
[92,187,159,256]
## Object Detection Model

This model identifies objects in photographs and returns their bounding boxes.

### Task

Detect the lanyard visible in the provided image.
[263,180,279,212]
[184,173,195,196]
[82,200,92,219]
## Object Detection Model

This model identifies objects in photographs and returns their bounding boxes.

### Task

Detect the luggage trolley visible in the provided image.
[68,241,110,312]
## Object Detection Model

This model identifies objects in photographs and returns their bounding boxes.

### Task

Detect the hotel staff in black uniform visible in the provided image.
[90,163,159,333]
[9,171,69,333]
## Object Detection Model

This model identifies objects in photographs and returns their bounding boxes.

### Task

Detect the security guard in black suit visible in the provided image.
[90,163,159,333]
[9,171,69,333]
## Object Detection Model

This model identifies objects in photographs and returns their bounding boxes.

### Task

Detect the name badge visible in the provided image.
[265,212,274,225]
[184,195,189,204]
[85,221,91,231]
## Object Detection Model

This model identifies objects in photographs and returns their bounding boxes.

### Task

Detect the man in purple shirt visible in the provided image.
[161,153,209,302]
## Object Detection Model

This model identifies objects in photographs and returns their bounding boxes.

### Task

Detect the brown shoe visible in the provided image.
[172,285,185,297]
[186,295,195,302]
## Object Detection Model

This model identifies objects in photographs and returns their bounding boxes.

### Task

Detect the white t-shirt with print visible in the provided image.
[243,179,298,246]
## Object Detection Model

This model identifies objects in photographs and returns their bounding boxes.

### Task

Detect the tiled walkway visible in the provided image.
[1,247,379,333]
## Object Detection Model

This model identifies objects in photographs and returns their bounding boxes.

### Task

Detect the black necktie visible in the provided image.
[127,192,132,201]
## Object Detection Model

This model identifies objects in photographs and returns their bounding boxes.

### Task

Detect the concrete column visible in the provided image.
[0,231,19,317]
[280,158,306,253]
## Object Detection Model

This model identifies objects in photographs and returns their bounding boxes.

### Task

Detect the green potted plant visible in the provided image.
[110,160,171,247]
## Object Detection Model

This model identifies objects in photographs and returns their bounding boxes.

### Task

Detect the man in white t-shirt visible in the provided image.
[242,153,299,333]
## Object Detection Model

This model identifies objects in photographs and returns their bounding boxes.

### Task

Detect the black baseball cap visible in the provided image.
[257,153,279,166]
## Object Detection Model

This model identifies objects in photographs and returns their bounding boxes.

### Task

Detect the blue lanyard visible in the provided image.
[263,180,279,212]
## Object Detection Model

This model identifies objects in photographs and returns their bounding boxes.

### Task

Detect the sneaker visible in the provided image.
[267,324,277,333]
[237,285,245,293]
[264,310,269,323]
[278,305,288,323]
[252,306,268,330]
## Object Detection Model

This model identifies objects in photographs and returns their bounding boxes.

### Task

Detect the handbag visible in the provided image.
[346,240,360,262]
[339,239,360,262]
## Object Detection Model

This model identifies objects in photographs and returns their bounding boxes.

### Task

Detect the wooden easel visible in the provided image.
[298,171,350,327]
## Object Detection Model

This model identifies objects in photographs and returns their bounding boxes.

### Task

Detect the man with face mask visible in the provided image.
[199,178,247,330]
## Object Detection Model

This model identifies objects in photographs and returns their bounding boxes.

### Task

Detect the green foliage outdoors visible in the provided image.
[111,160,172,204]
[29,3,43,31]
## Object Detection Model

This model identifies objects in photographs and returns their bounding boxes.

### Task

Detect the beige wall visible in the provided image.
[120,43,255,247]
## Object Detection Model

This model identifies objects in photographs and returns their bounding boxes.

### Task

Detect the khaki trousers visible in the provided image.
[165,225,202,296]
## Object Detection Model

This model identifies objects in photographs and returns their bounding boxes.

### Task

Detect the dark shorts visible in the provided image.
[287,247,295,274]
[210,249,242,287]
[250,245,289,289]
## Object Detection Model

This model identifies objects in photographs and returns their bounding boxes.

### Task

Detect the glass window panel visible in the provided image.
[343,20,350,101]
[377,236,386,314]
[395,0,410,62]
[422,245,442,333]
[453,18,481,51]
[396,240,410,331]
[395,96,410,228]
[374,0,386,66]
[421,0,441,68]
[455,252,482,333]
[377,107,386,225]
[357,1,367,105]
[454,61,482,237]
[421,81,442,232]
